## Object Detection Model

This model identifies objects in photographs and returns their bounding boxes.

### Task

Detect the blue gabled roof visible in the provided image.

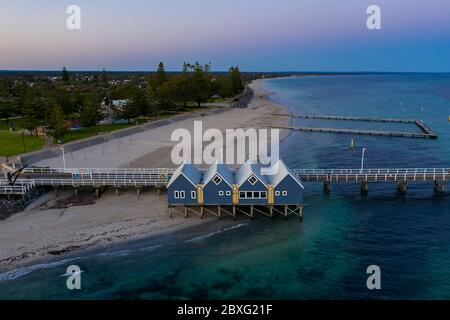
[168,160,202,187]
[202,160,234,186]
[267,160,304,189]
[235,160,268,187]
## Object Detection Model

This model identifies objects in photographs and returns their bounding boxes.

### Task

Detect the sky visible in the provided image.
[1,0,450,72]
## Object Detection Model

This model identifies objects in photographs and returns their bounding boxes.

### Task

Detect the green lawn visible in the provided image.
[0,118,25,131]
[0,131,45,157]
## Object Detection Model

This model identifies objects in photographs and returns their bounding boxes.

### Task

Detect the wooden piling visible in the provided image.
[397,181,407,194]
[361,181,369,194]
[323,181,330,193]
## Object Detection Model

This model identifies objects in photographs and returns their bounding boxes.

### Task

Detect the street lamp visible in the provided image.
[360,148,366,173]
[60,147,66,169]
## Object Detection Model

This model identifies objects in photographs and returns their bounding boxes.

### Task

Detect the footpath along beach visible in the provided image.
[0,79,291,271]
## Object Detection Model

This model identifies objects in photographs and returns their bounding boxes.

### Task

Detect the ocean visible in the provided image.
[1,74,450,299]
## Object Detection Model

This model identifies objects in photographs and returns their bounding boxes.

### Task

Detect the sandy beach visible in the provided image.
[0,79,291,271]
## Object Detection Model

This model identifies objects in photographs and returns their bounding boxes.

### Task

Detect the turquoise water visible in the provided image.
[1,74,450,299]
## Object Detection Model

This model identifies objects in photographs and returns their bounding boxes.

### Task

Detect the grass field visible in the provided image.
[63,122,140,143]
[0,118,25,131]
[0,131,45,157]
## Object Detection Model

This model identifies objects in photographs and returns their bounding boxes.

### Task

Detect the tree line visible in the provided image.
[0,62,244,142]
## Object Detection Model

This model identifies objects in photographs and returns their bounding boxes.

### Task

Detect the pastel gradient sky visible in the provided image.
[1,0,450,71]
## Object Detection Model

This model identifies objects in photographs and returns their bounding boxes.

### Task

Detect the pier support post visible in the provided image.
[434,180,446,193]
[136,187,141,198]
[284,205,288,221]
[299,205,304,221]
[397,181,407,194]
[74,188,79,198]
[169,206,173,218]
[232,206,236,220]
[218,205,221,218]
[95,187,100,199]
[250,205,254,219]
[184,206,188,218]
[200,206,204,219]
[115,188,120,196]
[323,181,330,194]
[269,206,273,218]
[361,181,369,195]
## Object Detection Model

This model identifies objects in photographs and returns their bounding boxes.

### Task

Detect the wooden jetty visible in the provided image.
[272,113,417,124]
[266,125,438,139]
[268,113,438,139]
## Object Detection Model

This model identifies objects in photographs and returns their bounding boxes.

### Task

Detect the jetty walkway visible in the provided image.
[268,113,438,139]
[1,167,448,195]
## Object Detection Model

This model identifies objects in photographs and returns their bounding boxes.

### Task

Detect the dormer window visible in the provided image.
[248,175,258,185]
[213,175,223,185]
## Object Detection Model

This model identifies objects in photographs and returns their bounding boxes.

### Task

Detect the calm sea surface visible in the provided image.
[1,74,450,299]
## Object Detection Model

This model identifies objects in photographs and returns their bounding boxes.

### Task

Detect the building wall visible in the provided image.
[238,179,268,205]
[273,176,303,205]
[203,179,233,205]
[167,175,198,205]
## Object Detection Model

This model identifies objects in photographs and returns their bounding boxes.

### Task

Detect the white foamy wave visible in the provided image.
[0,257,81,281]
[97,244,162,257]
[185,223,248,243]
[97,249,133,257]
[139,244,163,252]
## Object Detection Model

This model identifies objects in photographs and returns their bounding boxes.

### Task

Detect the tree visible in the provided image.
[80,98,100,127]
[230,66,243,94]
[170,74,192,108]
[101,68,109,83]
[22,88,40,136]
[49,105,67,142]
[153,62,167,88]
[154,82,175,111]
[62,66,70,82]
[120,86,145,122]
[191,62,211,107]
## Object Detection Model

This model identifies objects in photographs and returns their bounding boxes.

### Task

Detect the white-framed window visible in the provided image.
[248,175,258,185]
[219,191,224,196]
[226,191,231,196]
[180,191,185,199]
[174,191,180,199]
[282,191,288,196]
[191,191,196,199]
[275,191,280,196]
[239,191,268,199]
[213,175,223,185]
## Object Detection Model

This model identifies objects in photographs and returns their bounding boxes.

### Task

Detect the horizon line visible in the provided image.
[1,69,450,74]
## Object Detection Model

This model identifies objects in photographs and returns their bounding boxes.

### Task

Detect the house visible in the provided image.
[267,160,304,205]
[201,160,234,205]
[101,98,130,123]
[167,161,202,205]
[235,160,269,205]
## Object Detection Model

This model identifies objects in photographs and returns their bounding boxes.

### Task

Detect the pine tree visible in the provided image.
[154,62,167,88]
[62,66,70,82]
[49,105,67,142]
[101,68,109,83]
[80,98,100,127]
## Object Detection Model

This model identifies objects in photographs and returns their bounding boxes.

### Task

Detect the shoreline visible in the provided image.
[0,78,291,272]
